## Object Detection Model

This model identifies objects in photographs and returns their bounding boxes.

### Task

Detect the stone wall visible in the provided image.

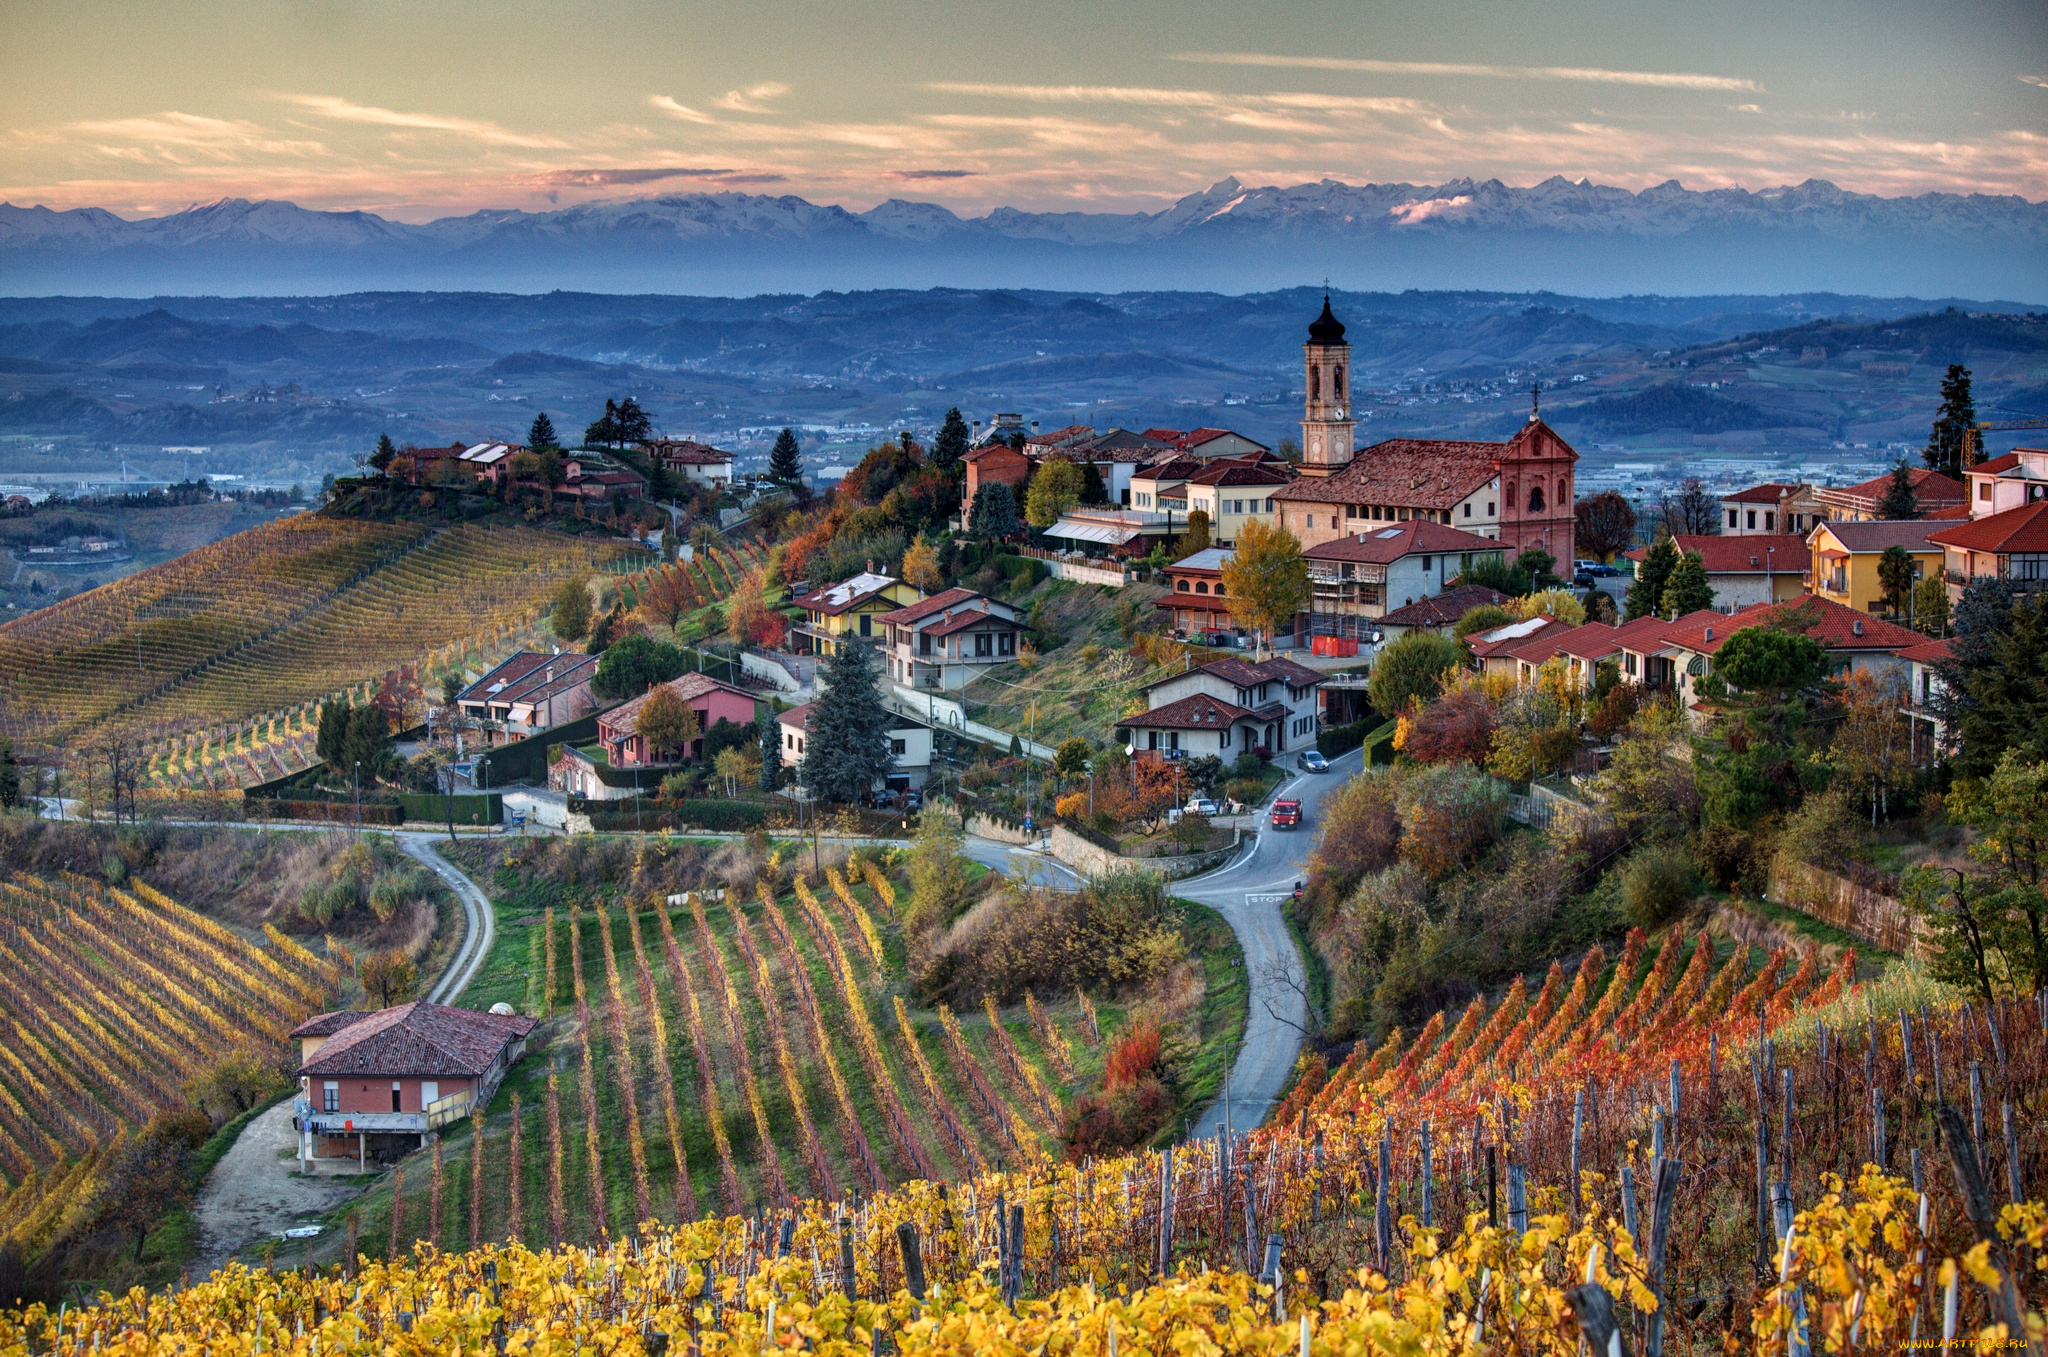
[1768,856,1925,959]
[1047,824,1246,882]
[967,813,1032,845]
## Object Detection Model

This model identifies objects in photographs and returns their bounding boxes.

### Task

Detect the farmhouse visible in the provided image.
[452,650,601,745]
[1118,655,1325,759]
[642,439,735,488]
[875,588,1024,691]
[775,702,934,794]
[292,1001,535,1167]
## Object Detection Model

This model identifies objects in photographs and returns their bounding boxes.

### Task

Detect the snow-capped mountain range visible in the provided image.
[3,177,2042,299]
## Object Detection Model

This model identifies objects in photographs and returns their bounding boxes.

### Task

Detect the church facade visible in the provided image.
[1273,298,1579,566]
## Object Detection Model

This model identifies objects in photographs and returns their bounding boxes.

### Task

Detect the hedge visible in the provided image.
[994,554,1048,587]
[477,707,614,785]
[1317,716,1399,763]
[256,800,403,825]
[1364,719,1398,766]
[578,798,772,832]
[394,792,503,825]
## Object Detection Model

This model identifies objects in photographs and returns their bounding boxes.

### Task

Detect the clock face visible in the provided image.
[1335,407,1346,420]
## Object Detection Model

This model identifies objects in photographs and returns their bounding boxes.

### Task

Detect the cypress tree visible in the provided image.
[968,481,1020,540]
[528,412,558,451]
[316,701,349,769]
[932,408,971,473]
[802,640,894,803]
[1923,363,1977,478]
[1625,536,1678,621]
[768,428,804,486]
[760,712,782,792]
[1876,460,1920,519]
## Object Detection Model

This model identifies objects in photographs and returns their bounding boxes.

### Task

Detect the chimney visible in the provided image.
[1704,626,1714,641]
[1031,420,1040,432]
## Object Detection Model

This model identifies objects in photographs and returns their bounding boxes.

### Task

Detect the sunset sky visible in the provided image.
[3,0,2044,220]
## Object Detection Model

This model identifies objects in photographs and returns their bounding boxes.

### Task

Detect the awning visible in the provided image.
[1048,518,1144,546]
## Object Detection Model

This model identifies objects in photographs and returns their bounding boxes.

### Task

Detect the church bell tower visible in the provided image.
[1299,295,1354,477]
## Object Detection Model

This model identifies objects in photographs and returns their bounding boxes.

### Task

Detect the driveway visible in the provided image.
[190,1101,365,1273]
[1174,746,1366,1139]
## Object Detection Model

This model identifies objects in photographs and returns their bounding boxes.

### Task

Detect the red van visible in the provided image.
[1270,798,1302,830]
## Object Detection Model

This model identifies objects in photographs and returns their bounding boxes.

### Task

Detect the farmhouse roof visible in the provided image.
[1623,534,1809,573]
[645,439,732,465]
[923,600,1019,638]
[1304,520,1504,564]
[1382,584,1512,630]
[298,1002,537,1079]
[1721,482,1801,504]
[1813,521,1945,554]
[454,650,600,707]
[877,587,987,625]
[601,672,752,735]
[1467,614,1567,660]
[1274,441,1499,509]
[1186,461,1291,488]
[793,571,900,616]
[290,1011,376,1038]
[1119,691,1255,730]
[1167,547,1235,573]
[1828,467,1966,507]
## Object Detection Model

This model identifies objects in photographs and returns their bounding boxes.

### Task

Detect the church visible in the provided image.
[1273,297,1579,566]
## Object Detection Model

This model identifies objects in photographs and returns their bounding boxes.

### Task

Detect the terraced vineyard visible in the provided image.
[0,514,640,779]
[0,874,337,1264]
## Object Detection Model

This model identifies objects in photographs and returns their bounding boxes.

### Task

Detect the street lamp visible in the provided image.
[352,760,361,832]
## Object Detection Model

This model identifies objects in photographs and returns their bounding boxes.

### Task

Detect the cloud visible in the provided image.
[533,167,745,187]
[649,95,716,125]
[715,82,791,114]
[2021,75,2048,89]
[928,82,1225,107]
[890,169,978,179]
[1172,51,1759,92]
[284,96,569,148]
[64,111,324,161]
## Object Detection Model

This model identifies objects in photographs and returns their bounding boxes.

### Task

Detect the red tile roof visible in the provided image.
[1187,461,1292,487]
[290,1011,376,1039]
[1183,428,1266,452]
[1661,596,1925,655]
[876,586,983,625]
[1381,584,1511,629]
[1305,520,1505,564]
[1468,614,1568,660]
[1624,534,1809,573]
[1896,637,1953,664]
[1134,455,1207,483]
[1929,503,1973,520]
[1142,428,1185,442]
[1828,467,1966,506]
[1811,521,1945,553]
[601,672,754,735]
[1721,482,1801,504]
[1927,500,2048,554]
[1974,453,2023,475]
[1275,440,1499,509]
[645,439,732,465]
[454,651,600,707]
[923,602,1020,638]
[1119,691,1254,731]
[298,1002,537,1079]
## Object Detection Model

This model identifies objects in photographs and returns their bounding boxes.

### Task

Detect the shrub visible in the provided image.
[1395,764,1507,879]
[1062,1020,1172,1155]
[1621,844,1700,927]
[1224,776,1263,806]
[1309,772,1402,894]
[1054,791,1087,820]
[147,1105,216,1147]
[1231,751,1264,780]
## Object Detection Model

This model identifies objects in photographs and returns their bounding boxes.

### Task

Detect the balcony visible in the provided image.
[295,1099,427,1136]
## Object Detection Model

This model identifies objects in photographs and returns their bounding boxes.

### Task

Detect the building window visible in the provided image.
[1764,512,1775,530]
[1177,579,1190,591]
[1981,483,1992,501]
[999,633,1014,655]
[323,1082,339,1113]
[1464,503,1472,517]
[1487,501,1496,516]
[1265,498,1275,512]
[1528,484,1545,512]
[890,738,906,756]
[1422,556,1433,572]
[1728,509,1739,528]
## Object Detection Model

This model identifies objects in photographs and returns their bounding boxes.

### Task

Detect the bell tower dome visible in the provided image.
[1300,295,1355,478]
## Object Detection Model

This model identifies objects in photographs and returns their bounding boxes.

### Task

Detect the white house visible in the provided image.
[1118,655,1325,758]
[1303,519,1507,643]
[643,439,735,488]
[775,702,933,793]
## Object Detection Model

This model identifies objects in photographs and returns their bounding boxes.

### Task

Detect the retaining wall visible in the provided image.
[1768,856,1925,959]
[1046,824,1246,881]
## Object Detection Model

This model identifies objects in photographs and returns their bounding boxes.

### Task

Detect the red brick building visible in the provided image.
[960,443,1035,522]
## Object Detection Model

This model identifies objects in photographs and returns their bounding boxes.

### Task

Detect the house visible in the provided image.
[597,672,757,766]
[1622,534,1809,610]
[1377,583,1513,639]
[1304,520,1507,642]
[1962,447,2048,518]
[292,1002,536,1166]
[1926,500,2048,603]
[1806,521,1946,615]
[1468,614,1573,681]
[1179,461,1293,547]
[1719,483,1824,535]
[558,456,647,502]
[961,443,1036,523]
[1156,547,1238,637]
[876,588,1024,691]
[1814,468,1966,521]
[789,571,922,656]
[642,439,734,488]
[1025,423,1098,451]
[1118,655,1325,759]
[1143,428,1274,462]
[457,441,521,483]
[1061,429,1174,506]
[775,702,933,793]
[970,412,1035,447]
[1129,455,1205,512]
[1900,637,1952,764]
[452,651,602,746]
[1617,597,1926,717]
[1041,506,1183,557]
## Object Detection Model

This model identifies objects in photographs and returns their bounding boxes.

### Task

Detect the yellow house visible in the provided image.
[1180,461,1293,548]
[1807,520,1945,616]
[788,571,921,655]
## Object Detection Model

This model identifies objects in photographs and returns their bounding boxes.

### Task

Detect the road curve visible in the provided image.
[1173,746,1366,1139]
[404,833,495,1005]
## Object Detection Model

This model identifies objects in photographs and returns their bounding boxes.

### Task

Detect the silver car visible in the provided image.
[1297,750,1329,773]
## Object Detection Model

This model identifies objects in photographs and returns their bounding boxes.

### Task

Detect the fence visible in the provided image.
[886,684,1057,761]
[1019,546,1137,588]
[1768,856,1926,959]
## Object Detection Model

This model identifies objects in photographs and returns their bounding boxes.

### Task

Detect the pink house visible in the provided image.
[292,1002,535,1167]
[597,672,757,766]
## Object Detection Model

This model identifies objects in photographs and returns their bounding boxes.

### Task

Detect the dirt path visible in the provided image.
[191,1102,368,1274]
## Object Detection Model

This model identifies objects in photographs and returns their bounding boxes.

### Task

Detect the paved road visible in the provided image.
[406,834,495,1005]
[1175,746,1366,1140]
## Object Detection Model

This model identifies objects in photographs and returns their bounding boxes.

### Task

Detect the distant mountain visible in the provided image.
[3,177,2043,299]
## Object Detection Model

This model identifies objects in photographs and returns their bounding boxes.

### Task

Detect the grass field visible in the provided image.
[319,847,1245,1259]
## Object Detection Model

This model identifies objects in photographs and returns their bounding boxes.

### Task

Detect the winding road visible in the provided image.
[402,833,494,1004]
[1174,746,1366,1140]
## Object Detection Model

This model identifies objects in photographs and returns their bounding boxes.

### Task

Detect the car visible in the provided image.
[1270,798,1302,829]
[1296,750,1329,773]
[1184,796,1220,817]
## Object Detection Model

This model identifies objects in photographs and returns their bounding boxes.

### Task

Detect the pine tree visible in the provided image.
[528,412,558,451]
[1625,536,1678,620]
[1877,545,1918,617]
[584,399,621,449]
[932,408,970,473]
[803,640,894,803]
[315,700,350,769]
[1923,363,1977,478]
[768,428,804,485]
[369,433,398,474]
[1078,460,1109,506]
[967,481,1020,540]
[1660,551,1714,618]
[550,577,592,644]
[1876,460,1920,519]
[614,397,653,446]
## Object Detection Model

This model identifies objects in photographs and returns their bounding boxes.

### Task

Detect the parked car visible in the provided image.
[1270,798,1302,830]
[1296,750,1329,773]
[1184,796,1220,817]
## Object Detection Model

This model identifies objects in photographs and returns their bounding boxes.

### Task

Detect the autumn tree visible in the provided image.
[1025,458,1082,529]
[725,569,786,648]
[1831,668,1910,825]
[1368,631,1463,717]
[637,685,699,763]
[359,950,420,1007]
[1179,509,1211,556]
[551,575,592,644]
[1913,574,1950,636]
[1573,489,1637,561]
[901,533,944,592]
[637,565,701,628]
[184,1047,288,1120]
[1219,517,1310,657]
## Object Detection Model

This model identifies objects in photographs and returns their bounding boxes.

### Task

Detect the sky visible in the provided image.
[2,0,2044,221]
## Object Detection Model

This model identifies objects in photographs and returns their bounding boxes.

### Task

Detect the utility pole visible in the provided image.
[353,760,361,833]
